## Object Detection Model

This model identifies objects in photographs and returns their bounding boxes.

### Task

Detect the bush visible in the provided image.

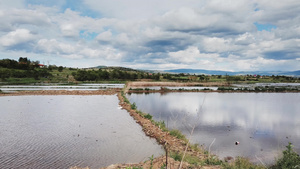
[218,87,234,91]
[144,113,153,120]
[131,102,137,110]
[271,142,300,169]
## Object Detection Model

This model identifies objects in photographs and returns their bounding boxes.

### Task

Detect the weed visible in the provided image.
[190,143,201,151]
[154,121,168,131]
[170,151,201,166]
[160,163,166,169]
[144,113,153,120]
[271,142,300,169]
[170,151,182,161]
[222,156,264,169]
[203,155,223,166]
[169,129,188,142]
[136,110,144,115]
[149,155,154,169]
[131,102,137,110]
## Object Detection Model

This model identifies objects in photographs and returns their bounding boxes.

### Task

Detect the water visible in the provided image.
[0,95,163,169]
[127,92,300,164]
[0,84,125,93]
[233,83,300,90]
[130,86,218,90]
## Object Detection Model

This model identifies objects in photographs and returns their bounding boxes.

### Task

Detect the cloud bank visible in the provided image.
[0,0,299,71]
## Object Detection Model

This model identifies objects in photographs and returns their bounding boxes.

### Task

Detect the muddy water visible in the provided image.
[127,92,300,164]
[0,95,163,169]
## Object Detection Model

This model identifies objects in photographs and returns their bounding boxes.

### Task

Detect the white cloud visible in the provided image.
[96,30,112,42]
[0,0,299,70]
[168,46,200,64]
[36,39,76,55]
[0,0,24,9]
[202,37,235,53]
[60,24,78,37]
[0,29,36,47]
[83,0,203,20]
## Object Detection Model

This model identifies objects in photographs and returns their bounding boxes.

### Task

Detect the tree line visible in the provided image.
[71,69,161,81]
[0,58,52,80]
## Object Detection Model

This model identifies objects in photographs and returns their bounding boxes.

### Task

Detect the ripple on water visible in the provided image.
[0,95,163,169]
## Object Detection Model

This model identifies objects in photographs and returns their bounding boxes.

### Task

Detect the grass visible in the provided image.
[222,157,265,169]
[170,151,204,166]
[169,129,188,143]
[153,121,168,132]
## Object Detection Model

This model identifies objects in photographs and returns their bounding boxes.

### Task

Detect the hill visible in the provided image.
[163,69,300,76]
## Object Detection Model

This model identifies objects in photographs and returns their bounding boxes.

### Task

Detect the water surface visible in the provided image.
[0,84,124,93]
[0,95,163,169]
[128,92,300,164]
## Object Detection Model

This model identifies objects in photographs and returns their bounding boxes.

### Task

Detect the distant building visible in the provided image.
[38,64,45,68]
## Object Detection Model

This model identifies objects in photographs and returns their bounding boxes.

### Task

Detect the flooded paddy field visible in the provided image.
[127,92,300,164]
[0,95,163,169]
[0,84,125,93]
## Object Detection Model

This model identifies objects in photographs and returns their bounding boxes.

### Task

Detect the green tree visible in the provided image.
[58,66,64,72]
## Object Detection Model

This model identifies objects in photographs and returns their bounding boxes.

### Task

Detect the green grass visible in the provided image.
[222,157,265,169]
[169,129,188,142]
[153,121,168,132]
[2,77,44,84]
[170,151,203,166]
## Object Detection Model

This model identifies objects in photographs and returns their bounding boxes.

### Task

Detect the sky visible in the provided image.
[0,0,299,71]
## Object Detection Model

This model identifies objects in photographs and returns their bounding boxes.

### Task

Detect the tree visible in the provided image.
[18,57,29,63]
[58,66,64,72]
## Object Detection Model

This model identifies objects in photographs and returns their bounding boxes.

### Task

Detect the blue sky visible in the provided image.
[0,0,299,71]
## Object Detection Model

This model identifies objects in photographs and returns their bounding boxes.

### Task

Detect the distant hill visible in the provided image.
[90,66,148,73]
[90,65,107,69]
[279,70,300,76]
[90,66,300,76]
[164,69,300,76]
[163,69,235,75]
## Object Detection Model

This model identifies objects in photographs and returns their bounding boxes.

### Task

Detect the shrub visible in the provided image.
[271,142,300,169]
[131,102,137,110]
[144,113,153,120]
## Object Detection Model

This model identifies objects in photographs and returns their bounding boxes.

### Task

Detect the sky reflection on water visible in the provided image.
[128,92,300,164]
[0,95,162,169]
